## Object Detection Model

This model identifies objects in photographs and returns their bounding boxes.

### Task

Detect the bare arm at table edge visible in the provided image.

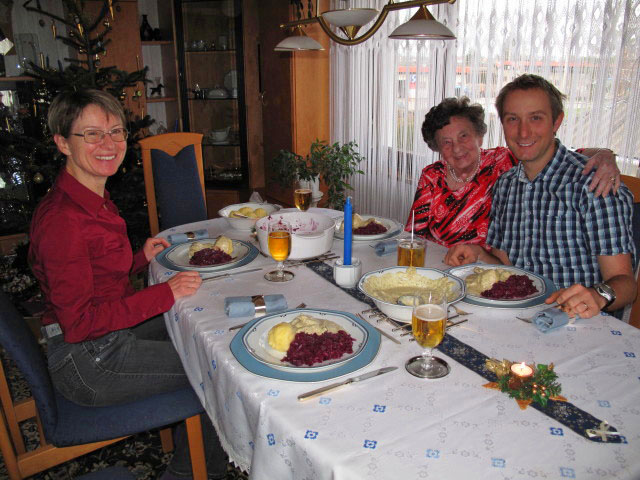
[444,244,509,267]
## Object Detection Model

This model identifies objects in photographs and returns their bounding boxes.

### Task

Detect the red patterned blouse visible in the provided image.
[405,146,517,248]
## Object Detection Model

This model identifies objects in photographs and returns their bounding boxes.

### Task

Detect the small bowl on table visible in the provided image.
[218,202,280,231]
[358,266,466,322]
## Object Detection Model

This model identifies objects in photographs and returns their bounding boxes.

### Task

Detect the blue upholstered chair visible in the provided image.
[0,291,208,479]
[140,133,208,236]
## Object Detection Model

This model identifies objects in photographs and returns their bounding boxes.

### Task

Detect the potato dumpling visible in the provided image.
[254,208,268,218]
[229,210,245,218]
[268,322,296,352]
[238,206,254,215]
[245,211,258,219]
[188,241,215,258]
[213,235,233,255]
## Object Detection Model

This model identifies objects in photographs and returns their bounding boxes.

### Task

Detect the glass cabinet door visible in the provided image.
[176,0,248,189]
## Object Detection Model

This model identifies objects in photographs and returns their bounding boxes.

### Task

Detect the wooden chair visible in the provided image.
[621,174,640,328]
[140,132,207,236]
[0,291,208,479]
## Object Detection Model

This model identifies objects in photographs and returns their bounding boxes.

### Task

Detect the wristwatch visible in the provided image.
[592,282,616,310]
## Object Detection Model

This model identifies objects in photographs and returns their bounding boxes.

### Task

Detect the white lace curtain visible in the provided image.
[330,0,640,222]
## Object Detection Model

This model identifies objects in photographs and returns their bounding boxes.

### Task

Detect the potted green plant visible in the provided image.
[270,139,365,210]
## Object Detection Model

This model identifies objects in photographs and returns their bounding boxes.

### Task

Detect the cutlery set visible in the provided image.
[202,253,338,282]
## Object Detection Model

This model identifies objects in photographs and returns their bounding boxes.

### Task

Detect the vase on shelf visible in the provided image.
[140,15,154,41]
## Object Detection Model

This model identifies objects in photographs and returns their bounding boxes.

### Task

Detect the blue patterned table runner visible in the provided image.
[305,261,622,443]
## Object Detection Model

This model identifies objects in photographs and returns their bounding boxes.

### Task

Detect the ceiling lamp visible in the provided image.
[275,0,456,51]
[274,25,325,51]
[388,4,455,39]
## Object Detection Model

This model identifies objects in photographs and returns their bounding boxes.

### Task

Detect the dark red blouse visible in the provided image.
[29,169,174,343]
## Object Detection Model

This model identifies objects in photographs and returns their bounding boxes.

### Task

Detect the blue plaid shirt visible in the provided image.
[487,140,635,288]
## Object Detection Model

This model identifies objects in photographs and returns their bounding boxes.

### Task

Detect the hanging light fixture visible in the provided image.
[274,26,324,51]
[275,0,456,51]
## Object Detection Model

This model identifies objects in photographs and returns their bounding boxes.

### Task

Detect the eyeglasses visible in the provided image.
[71,128,128,144]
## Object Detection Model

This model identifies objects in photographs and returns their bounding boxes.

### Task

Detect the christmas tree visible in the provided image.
[0,0,152,249]
[1,0,152,304]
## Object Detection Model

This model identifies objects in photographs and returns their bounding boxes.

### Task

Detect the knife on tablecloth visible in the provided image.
[297,366,398,402]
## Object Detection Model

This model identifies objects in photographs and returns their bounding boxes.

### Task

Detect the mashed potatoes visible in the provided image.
[229,206,268,219]
[187,235,233,258]
[267,314,344,352]
[362,267,458,303]
[464,267,513,296]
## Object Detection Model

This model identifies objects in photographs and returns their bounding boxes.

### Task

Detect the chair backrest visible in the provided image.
[620,175,640,328]
[139,132,207,236]
[0,291,58,441]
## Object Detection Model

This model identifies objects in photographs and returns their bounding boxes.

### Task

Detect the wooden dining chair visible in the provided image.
[0,290,208,479]
[621,174,640,328]
[140,132,207,236]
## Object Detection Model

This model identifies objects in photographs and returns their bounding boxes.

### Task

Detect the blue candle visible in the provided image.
[343,196,352,265]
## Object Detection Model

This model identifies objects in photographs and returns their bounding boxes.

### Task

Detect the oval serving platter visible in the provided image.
[447,263,556,309]
[156,238,258,273]
[230,308,381,382]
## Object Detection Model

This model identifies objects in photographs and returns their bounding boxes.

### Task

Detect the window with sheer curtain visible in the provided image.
[330,0,640,222]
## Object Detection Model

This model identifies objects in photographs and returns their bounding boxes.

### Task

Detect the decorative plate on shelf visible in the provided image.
[156,238,258,273]
[447,263,556,308]
[230,309,381,382]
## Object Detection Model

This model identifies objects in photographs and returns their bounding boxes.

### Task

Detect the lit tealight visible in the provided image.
[510,362,533,378]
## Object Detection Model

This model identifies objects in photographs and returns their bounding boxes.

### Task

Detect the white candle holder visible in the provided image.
[333,257,362,288]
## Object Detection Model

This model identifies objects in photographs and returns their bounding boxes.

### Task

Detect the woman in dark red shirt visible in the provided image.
[28,89,226,479]
[406,97,619,248]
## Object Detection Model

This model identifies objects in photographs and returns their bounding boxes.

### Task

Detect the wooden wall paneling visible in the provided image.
[243,0,265,190]
[206,189,241,218]
[257,1,329,207]
[291,23,330,156]
[258,0,294,206]
[85,1,145,119]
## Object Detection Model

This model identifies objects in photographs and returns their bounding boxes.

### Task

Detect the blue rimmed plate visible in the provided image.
[447,263,557,309]
[334,215,403,242]
[156,239,258,273]
[230,308,381,382]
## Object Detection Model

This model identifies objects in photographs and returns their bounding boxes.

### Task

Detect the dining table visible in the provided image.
[149,208,640,480]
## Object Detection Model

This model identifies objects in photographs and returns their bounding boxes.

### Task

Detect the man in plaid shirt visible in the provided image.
[445,74,636,319]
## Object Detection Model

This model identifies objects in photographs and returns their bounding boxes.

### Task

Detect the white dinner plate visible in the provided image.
[447,264,549,307]
[242,309,368,372]
[334,215,403,242]
[164,239,250,272]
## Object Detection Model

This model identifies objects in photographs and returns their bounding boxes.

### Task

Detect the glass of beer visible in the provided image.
[405,291,450,379]
[294,188,312,211]
[397,238,426,267]
[264,220,294,282]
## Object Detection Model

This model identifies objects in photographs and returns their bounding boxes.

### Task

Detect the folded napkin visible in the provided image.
[532,307,572,333]
[373,239,397,256]
[224,295,288,318]
[167,229,209,244]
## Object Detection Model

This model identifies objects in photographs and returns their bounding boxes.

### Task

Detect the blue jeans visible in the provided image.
[46,316,227,478]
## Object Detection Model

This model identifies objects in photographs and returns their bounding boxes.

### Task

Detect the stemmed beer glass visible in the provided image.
[264,220,294,282]
[294,188,312,211]
[405,291,450,378]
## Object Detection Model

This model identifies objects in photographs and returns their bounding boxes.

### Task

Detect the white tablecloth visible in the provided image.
[150,212,640,480]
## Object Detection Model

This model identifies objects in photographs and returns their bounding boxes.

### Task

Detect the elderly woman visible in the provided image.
[406,97,619,247]
[28,89,226,479]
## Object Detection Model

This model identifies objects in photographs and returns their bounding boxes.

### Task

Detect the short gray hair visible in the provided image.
[48,89,126,138]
